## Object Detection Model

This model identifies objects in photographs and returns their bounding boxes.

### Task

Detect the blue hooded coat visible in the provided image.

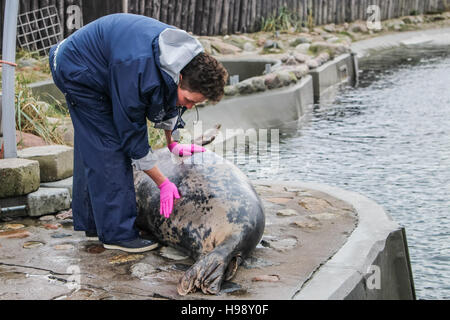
[49,14,203,243]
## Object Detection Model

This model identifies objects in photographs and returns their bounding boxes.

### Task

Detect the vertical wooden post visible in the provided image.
[221,0,230,35]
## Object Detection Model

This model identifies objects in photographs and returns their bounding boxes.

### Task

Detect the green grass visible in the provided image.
[14,73,69,145]
[261,7,303,33]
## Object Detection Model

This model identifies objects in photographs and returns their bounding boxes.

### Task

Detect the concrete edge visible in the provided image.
[351,26,450,58]
[252,180,415,300]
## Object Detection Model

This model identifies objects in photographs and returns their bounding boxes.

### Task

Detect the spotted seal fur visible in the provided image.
[134,149,265,295]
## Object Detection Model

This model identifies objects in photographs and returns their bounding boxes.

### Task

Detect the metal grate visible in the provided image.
[17,5,62,56]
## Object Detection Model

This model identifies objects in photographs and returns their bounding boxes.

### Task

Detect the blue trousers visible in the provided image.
[49,45,139,243]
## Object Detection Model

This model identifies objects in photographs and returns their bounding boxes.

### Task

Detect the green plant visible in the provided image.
[14,73,68,145]
[307,7,315,31]
[147,121,167,150]
[261,7,303,32]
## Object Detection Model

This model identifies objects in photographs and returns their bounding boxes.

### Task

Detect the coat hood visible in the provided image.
[158,28,204,85]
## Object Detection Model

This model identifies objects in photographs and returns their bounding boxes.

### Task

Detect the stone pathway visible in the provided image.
[0,182,357,300]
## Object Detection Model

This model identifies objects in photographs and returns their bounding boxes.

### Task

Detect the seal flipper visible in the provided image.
[177,245,238,295]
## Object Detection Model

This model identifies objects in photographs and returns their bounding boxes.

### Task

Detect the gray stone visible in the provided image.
[307,59,320,69]
[198,39,212,54]
[40,176,73,197]
[224,85,238,96]
[294,53,311,63]
[243,42,256,52]
[0,158,40,198]
[349,22,368,33]
[292,64,310,79]
[276,71,297,86]
[236,80,255,95]
[210,39,242,54]
[284,56,298,66]
[26,187,71,217]
[263,40,276,49]
[316,52,331,65]
[263,73,282,90]
[326,37,340,43]
[323,24,336,33]
[289,36,312,47]
[18,145,74,182]
[251,77,267,92]
[295,43,311,54]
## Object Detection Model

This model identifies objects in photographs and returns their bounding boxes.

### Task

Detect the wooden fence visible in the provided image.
[1,0,449,52]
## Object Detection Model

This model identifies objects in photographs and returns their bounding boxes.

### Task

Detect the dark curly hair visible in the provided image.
[180,52,228,103]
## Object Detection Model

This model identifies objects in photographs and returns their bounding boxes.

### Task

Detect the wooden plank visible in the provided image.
[172,0,179,26]
[255,0,261,31]
[305,0,310,27]
[166,0,175,25]
[207,0,216,35]
[233,0,240,34]
[153,0,161,20]
[221,0,230,35]
[213,0,223,34]
[187,0,195,32]
[250,0,256,32]
[180,0,189,29]
[174,0,182,28]
[201,0,209,35]
[317,0,322,25]
[128,0,137,14]
[228,0,234,34]
[322,0,327,25]
[160,0,168,23]
[194,0,202,35]
[144,0,153,17]
[239,0,247,32]
[339,0,346,23]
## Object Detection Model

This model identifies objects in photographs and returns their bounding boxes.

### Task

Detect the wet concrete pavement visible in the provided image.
[0,181,357,300]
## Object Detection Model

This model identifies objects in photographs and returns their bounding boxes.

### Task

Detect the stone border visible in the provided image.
[221,50,351,99]
[253,180,415,300]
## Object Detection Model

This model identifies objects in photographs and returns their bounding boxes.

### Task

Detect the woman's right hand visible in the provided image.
[158,178,181,218]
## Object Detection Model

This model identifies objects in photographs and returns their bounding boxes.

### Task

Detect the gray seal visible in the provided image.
[134,149,265,295]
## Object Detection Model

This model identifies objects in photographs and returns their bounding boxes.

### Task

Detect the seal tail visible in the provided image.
[177,245,241,296]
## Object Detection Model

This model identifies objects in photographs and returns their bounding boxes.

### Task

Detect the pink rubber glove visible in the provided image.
[158,178,181,219]
[168,142,206,157]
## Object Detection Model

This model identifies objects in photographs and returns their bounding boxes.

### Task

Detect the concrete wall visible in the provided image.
[280,181,416,300]
[219,58,281,83]
[309,53,358,103]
